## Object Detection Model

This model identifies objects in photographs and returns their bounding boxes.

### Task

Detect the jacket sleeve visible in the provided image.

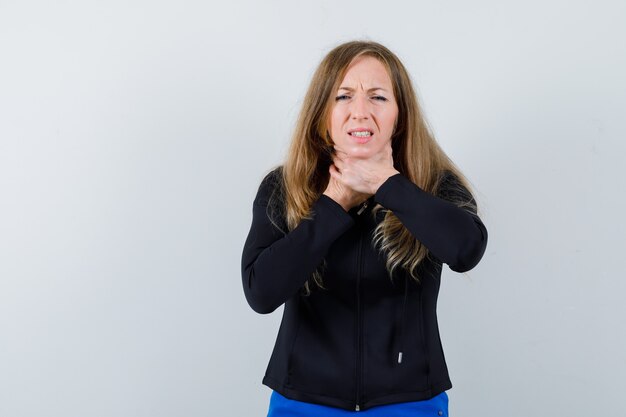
[374,171,488,272]
[241,170,356,314]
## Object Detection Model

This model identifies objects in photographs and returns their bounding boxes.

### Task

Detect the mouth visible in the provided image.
[347,129,374,144]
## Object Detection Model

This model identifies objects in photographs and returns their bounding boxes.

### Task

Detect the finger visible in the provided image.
[333,155,343,169]
[333,151,346,166]
[329,163,340,179]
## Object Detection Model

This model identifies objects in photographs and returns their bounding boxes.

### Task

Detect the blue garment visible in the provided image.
[267,390,449,417]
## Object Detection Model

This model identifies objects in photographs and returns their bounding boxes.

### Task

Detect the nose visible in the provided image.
[350,94,370,119]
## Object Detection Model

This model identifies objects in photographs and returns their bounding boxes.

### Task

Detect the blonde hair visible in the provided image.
[263,40,481,296]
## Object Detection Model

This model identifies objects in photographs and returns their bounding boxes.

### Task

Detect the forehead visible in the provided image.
[338,55,392,88]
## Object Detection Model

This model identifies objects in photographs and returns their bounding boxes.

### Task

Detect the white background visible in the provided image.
[1,1,624,416]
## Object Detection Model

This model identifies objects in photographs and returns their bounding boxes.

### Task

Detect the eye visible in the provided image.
[335,94,388,101]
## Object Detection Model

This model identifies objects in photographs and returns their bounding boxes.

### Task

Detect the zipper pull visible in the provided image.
[356,200,369,215]
[355,404,360,411]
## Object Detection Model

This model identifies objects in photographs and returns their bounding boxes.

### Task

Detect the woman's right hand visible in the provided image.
[323,163,371,212]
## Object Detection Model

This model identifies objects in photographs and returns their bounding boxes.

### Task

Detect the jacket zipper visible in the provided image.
[356,199,369,215]
[355,227,364,411]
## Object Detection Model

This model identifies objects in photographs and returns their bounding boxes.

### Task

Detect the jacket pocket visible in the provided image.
[362,292,430,398]
[286,297,356,400]
[416,288,431,386]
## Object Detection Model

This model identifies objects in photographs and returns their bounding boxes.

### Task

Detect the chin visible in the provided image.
[335,137,391,156]
[359,138,390,153]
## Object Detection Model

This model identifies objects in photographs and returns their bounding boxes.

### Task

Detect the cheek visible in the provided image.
[329,115,340,135]
[383,112,397,131]
[331,118,348,140]
[374,137,390,153]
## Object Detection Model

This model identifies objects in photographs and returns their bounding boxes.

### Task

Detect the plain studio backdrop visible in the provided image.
[1,1,624,416]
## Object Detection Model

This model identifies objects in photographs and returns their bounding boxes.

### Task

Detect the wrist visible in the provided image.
[323,191,350,212]
[375,170,401,193]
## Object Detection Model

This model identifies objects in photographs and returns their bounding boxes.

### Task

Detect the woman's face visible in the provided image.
[329,55,399,158]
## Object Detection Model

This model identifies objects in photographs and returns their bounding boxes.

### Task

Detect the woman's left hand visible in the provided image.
[331,140,400,196]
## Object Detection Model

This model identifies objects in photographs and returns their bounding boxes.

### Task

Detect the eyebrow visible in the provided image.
[338,86,389,93]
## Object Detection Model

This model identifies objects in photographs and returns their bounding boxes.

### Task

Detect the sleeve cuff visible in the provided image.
[374,173,408,206]
[315,194,356,229]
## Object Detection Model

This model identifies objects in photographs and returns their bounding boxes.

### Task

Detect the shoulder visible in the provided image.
[266,165,284,184]
[254,165,288,233]
[259,165,283,187]
[254,165,285,206]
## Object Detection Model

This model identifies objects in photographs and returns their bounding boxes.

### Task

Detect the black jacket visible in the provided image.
[241,166,488,411]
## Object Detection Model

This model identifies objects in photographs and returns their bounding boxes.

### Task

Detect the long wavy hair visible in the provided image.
[263,40,481,295]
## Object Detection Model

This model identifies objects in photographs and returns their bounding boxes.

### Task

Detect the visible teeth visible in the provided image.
[351,131,372,137]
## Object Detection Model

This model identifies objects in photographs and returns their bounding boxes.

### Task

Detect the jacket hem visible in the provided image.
[361,379,453,410]
[262,375,353,410]
[262,374,453,411]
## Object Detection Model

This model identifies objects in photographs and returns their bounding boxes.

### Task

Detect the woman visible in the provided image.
[241,40,488,416]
